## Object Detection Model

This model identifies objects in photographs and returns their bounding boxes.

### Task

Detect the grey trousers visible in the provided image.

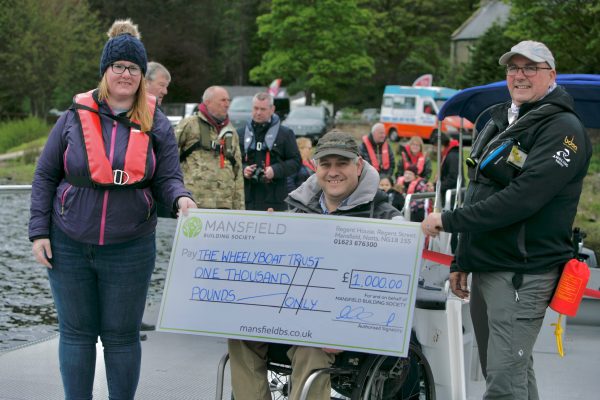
[470,268,559,400]
[228,339,335,400]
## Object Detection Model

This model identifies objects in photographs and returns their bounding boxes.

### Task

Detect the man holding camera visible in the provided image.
[240,92,301,211]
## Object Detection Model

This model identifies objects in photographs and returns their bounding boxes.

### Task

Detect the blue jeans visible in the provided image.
[48,225,156,400]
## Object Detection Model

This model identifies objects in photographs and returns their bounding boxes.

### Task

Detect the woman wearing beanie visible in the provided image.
[29,19,195,399]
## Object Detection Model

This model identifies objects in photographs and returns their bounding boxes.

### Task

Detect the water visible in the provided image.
[0,191,176,352]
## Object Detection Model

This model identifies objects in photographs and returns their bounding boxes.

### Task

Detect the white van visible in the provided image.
[380,86,473,142]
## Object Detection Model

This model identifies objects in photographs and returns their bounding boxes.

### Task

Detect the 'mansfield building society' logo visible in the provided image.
[182,216,286,240]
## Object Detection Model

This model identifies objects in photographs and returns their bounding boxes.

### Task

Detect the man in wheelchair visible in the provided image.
[227,130,401,399]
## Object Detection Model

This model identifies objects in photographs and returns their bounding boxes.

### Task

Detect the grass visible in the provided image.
[7,137,47,153]
[574,141,600,253]
[0,160,36,184]
[575,174,600,252]
[0,117,50,153]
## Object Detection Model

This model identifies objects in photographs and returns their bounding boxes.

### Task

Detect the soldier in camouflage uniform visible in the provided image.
[175,86,244,209]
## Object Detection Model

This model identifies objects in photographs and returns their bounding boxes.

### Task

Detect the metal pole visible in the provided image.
[433,121,442,213]
[455,119,464,209]
[0,185,32,193]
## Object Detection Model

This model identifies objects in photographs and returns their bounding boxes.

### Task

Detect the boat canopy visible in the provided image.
[438,74,600,129]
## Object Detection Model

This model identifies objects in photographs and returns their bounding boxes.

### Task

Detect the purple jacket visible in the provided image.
[29,93,191,245]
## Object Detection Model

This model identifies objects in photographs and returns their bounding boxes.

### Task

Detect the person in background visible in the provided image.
[142,59,173,334]
[145,61,171,106]
[397,164,429,221]
[430,132,463,208]
[239,92,300,211]
[379,175,405,211]
[176,86,244,209]
[396,135,432,181]
[359,122,395,177]
[29,19,195,400]
[422,40,591,400]
[145,62,172,255]
[228,130,400,400]
[287,137,316,192]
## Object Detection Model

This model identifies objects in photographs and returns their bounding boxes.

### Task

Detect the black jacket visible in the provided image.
[286,161,315,193]
[440,147,464,196]
[239,114,301,211]
[385,188,405,212]
[443,86,591,274]
[439,144,463,200]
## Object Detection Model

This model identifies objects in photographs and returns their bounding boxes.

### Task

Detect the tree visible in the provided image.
[87,0,270,101]
[449,0,600,88]
[0,0,103,117]
[250,0,375,106]
[218,0,270,85]
[453,23,514,88]
[336,0,478,109]
[505,0,600,74]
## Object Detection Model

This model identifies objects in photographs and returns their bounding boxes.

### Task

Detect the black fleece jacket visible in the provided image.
[443,86,592,274]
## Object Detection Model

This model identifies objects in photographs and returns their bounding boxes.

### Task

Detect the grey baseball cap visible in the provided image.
[498,40,555,69]
[313,130,360,159]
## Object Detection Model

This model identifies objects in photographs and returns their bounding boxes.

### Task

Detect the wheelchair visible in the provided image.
[216,256,472,400]
[216,335,434,400]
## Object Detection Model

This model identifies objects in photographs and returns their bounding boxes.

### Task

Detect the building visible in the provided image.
[450,0,511,66]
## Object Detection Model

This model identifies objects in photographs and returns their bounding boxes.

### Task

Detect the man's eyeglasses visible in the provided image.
[506,65,552,77]
[110,63,141,76]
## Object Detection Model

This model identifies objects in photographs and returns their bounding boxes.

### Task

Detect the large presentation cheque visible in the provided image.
[157,209,424,357]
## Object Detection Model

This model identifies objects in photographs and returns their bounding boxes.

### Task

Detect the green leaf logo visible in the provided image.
[182,217,202,238]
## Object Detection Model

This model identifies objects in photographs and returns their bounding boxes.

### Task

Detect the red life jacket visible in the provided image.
[71,90,156,188]
[362,136,391,172]
[303,159,316,172]
[401,145,426,176]
[396,176,423,194]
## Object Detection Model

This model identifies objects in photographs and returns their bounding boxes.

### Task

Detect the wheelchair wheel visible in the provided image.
[268,362,292,399]
[349,343,435,400]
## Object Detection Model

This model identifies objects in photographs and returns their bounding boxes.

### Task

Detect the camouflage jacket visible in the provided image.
[175,113,244,209]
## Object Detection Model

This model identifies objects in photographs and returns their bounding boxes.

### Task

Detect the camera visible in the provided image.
[251,166,265,183]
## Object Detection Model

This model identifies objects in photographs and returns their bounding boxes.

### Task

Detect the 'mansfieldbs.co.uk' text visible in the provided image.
[239,324,312,338]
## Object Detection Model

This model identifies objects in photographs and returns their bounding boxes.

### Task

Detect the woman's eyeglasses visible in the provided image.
[110,63,141,76]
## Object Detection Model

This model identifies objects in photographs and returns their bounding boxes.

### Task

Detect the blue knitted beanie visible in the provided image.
[99,20,147,77]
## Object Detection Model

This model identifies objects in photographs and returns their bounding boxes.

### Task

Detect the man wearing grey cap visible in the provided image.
[422,41,592,399]
[228,130,401,400]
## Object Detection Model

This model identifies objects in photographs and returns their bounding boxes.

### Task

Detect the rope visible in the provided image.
[584,287,600,299]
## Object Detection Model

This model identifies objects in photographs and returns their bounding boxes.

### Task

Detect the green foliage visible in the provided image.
[505,0,600,74]
[218,0,268,85]
[0,0,104,117]
[587,141,600,175]
[451,0,600,87]
[5,137,47,154]
[250,0,375,105]
[574,171,600,255]
[0,161,36,184]
[336,0,478,108]
[87,0,270,101]
[452,23,514,88]
[0,117,50,153]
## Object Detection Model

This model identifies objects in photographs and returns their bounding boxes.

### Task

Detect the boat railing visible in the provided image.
[0,184,32,193]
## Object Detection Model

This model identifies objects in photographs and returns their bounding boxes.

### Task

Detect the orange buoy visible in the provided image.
[550,259,590,317]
